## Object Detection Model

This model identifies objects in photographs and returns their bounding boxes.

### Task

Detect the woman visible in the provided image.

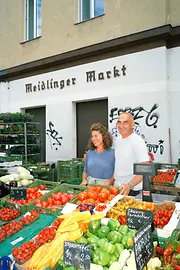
[81,123,115,186]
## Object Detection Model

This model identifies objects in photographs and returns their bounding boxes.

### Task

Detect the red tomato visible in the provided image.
[39,185,45,191]
[68,194,76,200]
[110,186,119,196]
[78,192,87,201]
[98,192,109,203]
[94,186,103,193]
[86,191,97,200]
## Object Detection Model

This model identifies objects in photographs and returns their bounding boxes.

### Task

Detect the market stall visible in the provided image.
[0,179,179,270]
[0,160,180,269]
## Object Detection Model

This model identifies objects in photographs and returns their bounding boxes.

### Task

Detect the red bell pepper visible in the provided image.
[172,262,180,270]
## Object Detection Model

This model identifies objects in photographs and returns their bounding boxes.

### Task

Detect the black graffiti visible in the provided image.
[146,140,164,155]
[46,121,62,150]
[109,104,159,128]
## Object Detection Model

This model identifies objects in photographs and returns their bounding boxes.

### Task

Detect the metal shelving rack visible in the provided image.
[0,122,42,164]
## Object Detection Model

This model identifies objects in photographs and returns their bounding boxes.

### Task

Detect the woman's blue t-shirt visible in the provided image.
[83,148,115,179]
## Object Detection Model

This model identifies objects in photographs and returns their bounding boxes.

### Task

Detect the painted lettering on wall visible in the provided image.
[46,121,62,150]
[86,65,127,82]
[146,140,164,155]
[25,78,76,93]
[109,104,159,128]
[25,64,127,93]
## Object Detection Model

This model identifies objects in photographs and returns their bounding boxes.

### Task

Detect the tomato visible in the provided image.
[86,191,97,200]
[98,192,109,203]
[110,186,119,196]
[78,192,87,201]
[39,184,45,191]
[68,194,76,200]
[61,194,69,205]
[94,186,103,193]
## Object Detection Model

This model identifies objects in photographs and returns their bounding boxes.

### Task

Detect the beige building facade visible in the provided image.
[0,0,180,72]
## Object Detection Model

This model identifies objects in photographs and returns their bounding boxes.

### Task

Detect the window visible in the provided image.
[79,0,104,22]
[24,0,42,41]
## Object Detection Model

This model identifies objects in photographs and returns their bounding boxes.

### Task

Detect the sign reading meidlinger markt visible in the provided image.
[25,65,127,93]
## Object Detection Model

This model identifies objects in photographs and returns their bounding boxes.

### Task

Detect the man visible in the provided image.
[114,112,149,196]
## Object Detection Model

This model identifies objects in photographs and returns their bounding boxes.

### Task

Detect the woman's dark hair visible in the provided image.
[88,123,113,150]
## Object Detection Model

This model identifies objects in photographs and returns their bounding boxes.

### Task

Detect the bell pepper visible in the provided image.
[97,226,110,239]
[164,242,174,257]
[102,241,115,254]
[156,246,164,255]
[93,248,111,266]
[171,229,180,252]
[108,254,118,266]
[172,262,180,270]
[107,231,122,243]
[118,225,129,235]
[88,220,101,235]
[114,243,124,257]
[97,238,108,248]
[108,219,120,231]
[76,236,88,244]
[126,235,134,249]
[122,235,128,248]
[90,242,98,251]
[127,229,136,238]
[86,229,93,238]
[87,235,99,244]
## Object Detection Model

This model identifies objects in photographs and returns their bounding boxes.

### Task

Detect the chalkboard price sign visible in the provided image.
[126,208,154,231]
[134,223,153,270]
[64,241,91,270]
[10,187,27,200]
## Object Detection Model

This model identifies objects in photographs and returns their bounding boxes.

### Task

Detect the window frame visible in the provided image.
[24,0,41,41]
[79,0,104,22]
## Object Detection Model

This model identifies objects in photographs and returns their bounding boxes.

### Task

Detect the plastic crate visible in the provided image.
[57,160,82,182]
[151,163,178,187]
[0,213,56,258]
[0,180,60,213]
[28,179,59,190]
[34,183,88,216]
[24,164,55,181]
[0,256,18,270]
[152,235,170,249]
[61,178,82,185]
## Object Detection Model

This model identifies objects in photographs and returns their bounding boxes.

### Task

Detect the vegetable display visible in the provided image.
[152,168,178,184]
[76,186,118,207]
[34,191,76,209]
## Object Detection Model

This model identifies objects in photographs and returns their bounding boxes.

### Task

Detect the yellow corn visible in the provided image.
[58,211,79,219]
[90,213,105,221]
[29,243,49,268]
[68,228,83,241]
[59,211,91,229]
[57,221,79,233]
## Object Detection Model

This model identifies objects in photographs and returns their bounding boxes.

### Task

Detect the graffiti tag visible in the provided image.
[146,140,164,155]
[46,121,62,150]
[109,104,159,128]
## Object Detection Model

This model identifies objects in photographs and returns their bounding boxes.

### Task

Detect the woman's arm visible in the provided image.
[104,175,114,186]
[81,172,88,186]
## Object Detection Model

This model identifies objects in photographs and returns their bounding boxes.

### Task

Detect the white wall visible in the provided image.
[1,46,174,162]
[168,47,180,163]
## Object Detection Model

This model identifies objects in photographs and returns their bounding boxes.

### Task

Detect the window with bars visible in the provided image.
[24,0,42,41]
[79,0,104,22]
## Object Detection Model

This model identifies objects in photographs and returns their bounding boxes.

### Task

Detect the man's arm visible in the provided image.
[120,161,149,195]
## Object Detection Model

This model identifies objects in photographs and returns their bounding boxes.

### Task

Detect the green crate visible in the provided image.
[61,179,82,185]
[57,160,82,182]
[24,164,55,181]
[0,213,56,257]
[28,179,60,189]
[0,155,23,162]
[152,235,170,249]
[0,180,60,212]
[34,183,88,216]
